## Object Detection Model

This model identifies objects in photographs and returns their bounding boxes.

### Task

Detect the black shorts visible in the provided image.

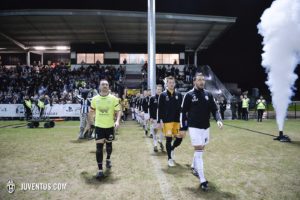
[95,127,114,142]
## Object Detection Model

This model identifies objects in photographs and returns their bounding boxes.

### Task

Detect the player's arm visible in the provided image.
[157,94,165,125]
[114,98,122,129]
[141,98,146,113]
[209,94,223,129]
[138,99,142,111]
[90,98,96,114]
[180,93,191,131]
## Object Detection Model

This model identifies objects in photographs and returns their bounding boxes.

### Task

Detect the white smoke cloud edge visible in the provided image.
[257,0,300,131]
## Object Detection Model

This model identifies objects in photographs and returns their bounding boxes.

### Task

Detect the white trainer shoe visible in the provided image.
[168,159,175,167]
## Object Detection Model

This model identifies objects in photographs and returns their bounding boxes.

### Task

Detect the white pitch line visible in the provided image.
[144,136,179,200]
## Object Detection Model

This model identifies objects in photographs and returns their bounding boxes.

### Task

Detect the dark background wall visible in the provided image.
[71,43,184,53]
[30,52,41,64]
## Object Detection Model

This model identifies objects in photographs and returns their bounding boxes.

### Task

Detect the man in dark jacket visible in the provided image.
[180,73,223,191]
[158,76,183,167]
[149,84,164,152]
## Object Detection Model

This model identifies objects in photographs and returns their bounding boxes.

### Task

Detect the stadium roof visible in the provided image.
[0,9,236,51]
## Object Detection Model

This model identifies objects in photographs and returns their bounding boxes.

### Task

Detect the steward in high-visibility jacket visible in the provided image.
[242,95,250,121]
[23,95,32,120]
[256,96,266,122]
[37,96,45,118]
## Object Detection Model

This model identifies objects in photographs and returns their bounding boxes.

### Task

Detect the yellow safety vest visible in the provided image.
[257,100,266,110]
[38,100,45,108]
[242,98,249,108]
[25,100,32,109]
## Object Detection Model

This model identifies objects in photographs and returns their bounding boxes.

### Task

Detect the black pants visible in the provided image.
[25,108,32,120]
[257,109,264,122]
[39,108,44,118]
[242,108,248,121]
[231,109,237,120]
[237,108,242,119]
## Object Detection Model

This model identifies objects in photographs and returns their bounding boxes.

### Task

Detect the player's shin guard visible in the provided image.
[171,138,182,150]
[96,143,104,170]
[166,137,172,160]
[106,142,112,160]
[194,150,206,183]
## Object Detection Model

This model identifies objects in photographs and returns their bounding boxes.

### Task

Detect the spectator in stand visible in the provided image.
[175,66,180,79]
[170,65,175,77]
[96,59,101,66]
[161,65,166,78]
[184,65,189,83]
[166,65,171,76]
[0,64,123,105]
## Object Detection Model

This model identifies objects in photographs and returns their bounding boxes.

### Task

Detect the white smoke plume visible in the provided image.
[258,0,300,131]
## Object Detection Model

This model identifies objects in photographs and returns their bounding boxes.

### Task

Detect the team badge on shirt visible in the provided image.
[192,95,198,102]
[205,96,209,101]
[175,95,178,100]
[166,96,169,101]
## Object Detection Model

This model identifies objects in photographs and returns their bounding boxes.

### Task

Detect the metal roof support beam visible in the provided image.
[60,16,79,40]
[99,18,112,49]
[195,23,215,52]
[26,51,30,66]
[0,9,236,23]
[0,32,28,50]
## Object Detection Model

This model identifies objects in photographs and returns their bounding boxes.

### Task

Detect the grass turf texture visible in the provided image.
[0,119,299,200]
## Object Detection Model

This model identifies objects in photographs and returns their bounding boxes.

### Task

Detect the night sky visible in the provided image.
[1,0,299,99]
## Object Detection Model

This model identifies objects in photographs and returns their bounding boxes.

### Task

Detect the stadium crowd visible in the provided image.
[156,65,198,83]
[0,64,126,104]
[140,64,200,91]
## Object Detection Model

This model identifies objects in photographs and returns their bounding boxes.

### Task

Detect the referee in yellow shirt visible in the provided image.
[90,79,121,179]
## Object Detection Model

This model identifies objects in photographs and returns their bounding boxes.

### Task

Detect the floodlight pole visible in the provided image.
[26,51,30,66]
[148,0,156,95]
